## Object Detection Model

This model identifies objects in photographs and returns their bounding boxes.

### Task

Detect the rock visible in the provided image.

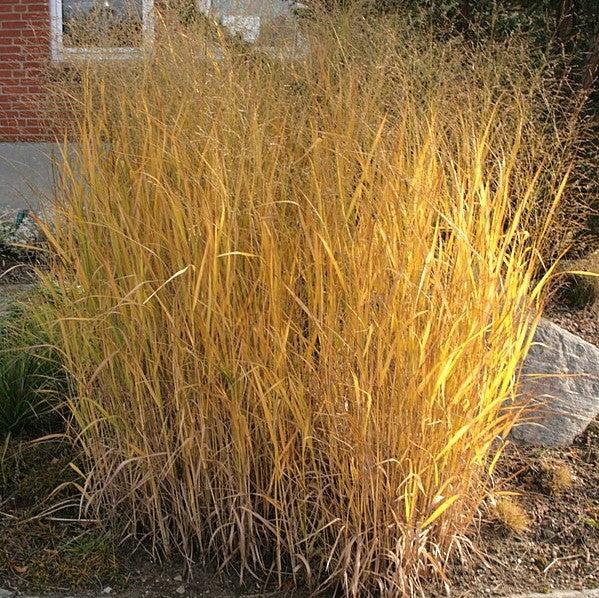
[102,587,113,594]
[0,590,14,598]
[0,209,44,248]
[511,318,599,446]
[173,574,183,582]
[176,585,186,595]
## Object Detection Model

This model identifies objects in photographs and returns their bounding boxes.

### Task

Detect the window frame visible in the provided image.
[49,0,155,61]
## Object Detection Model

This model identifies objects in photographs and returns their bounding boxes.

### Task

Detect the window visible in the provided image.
[49,0,154,60]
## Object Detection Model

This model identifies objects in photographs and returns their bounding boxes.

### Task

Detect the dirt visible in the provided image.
[2,426,598,597]
[447,297,599,597]
[0,252,41,287]
[0,440,237,597]
[0,440,310,597]
[450,419,599,597]
[545,303,599,347]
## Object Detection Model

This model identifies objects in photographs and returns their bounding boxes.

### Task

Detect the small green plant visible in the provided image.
[0,299,65,436]
[556,250,599,310]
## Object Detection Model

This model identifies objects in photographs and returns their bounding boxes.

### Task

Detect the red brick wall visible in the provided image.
[0,0,52,141]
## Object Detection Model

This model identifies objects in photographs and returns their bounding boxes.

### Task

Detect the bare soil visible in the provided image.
[451,419,599,597]
[447,298,598,597]
[545,303,599,347]
[1,422,597,596]
[0,252,41,287]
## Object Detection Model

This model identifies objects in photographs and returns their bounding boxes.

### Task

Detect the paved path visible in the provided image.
[508,592,599,598]
[510,589,599,598]
[0,142,63,212]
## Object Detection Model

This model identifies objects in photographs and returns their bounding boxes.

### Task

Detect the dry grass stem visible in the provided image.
[38,8,571,596]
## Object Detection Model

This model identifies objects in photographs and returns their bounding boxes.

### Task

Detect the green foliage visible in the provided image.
[319,0,598,39]
[0,299,66,436]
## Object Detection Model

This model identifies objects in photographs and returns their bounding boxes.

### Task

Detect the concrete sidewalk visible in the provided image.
[0,142,63,212]
[508,592,599,598]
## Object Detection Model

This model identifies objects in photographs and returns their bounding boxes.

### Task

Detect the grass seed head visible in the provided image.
[494,497,532,534]
[540,459,575,494]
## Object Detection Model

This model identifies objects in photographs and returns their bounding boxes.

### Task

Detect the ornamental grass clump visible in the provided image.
[41,10,569,596]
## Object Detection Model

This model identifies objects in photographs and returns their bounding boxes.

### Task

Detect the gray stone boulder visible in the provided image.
[510,318,599,446]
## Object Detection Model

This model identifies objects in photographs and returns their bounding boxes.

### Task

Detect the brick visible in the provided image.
[1,84,31,94]
[0,51,22,60]
[0,0,61,140]
[22,8,49,16]
[0,20,26,30]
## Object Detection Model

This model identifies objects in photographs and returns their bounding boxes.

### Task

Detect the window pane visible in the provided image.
[62,0,144,48]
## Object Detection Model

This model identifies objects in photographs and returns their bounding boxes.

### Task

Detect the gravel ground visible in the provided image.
[545,304,599,347]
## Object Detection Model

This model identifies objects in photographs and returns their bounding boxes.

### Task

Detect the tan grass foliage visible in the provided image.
[540,459,575,494]
[493,497,532,534]
[40,8,569,596]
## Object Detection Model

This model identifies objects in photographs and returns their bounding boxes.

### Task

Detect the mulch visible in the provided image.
[545,304,599,347]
